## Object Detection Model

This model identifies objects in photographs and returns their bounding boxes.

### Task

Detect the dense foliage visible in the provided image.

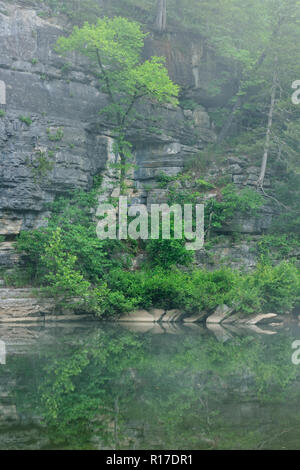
[14,186,300,315]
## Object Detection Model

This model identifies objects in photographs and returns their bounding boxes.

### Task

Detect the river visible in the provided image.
[0,321,300,450]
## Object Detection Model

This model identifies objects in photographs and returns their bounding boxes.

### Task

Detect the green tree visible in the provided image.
[56,17,179,190]
[41,227,92,307]
[40,227,110,315]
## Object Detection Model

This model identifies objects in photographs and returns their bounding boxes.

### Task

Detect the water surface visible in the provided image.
[1,321,300,450]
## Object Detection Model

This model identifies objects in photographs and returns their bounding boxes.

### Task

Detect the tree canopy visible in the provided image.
[56,17,179,127]
[56,16,179,186]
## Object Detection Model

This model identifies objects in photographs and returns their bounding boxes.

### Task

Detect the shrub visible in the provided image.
[241,262,300,314]
[41,227,93,307]
[19,115,32,126]
[205,184,264,230]
[17,188,122,285]
[258,234,300,262]
[104,262,300,316]
[47,127,64,141]
[168,182,264,233]
[27,149,55,183]
[146,238,193,269]
[105,267,238,314]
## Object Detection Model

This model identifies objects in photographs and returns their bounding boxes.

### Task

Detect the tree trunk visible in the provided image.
[155,0,167,32]
[257,68,277,189]
[217,16,284,145]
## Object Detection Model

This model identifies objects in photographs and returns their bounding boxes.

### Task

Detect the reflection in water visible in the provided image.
[1,321,300,450]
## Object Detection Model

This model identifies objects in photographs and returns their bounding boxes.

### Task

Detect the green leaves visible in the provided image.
[17,187,124,316]
[56,17,179,127]
[131,57,179,105]
[41,227,92,306]
[239,261,300,314]
[57,17,146,68]
[56,16,179,187]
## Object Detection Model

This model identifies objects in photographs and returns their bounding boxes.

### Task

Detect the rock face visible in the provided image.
[0,242,20,268]
[143,28,236,108]
[206,305,233,324]
[0,3,110,243]
[119,310,156,323]
[244,313,278,325]
[0,287,96,322]
[0,2,216,246]
[119,309,189,323]
[0,288,53,321]
[0,1,280,276]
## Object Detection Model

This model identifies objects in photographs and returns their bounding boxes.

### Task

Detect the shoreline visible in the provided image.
[0,286,290,326]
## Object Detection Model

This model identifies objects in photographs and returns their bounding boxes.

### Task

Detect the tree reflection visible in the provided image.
[3,326,300,450]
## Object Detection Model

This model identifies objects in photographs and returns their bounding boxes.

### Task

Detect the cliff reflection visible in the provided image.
[1,323,300,450]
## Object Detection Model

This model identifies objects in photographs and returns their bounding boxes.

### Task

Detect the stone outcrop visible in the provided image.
[118,307,279,327]
[0,242,20,268]
[118,309,186,323]
[0,3,109,237]
[0,287,95,322]
[206,304,233,324]
[183,312,207,323]
[118,310,156,323]
[243,313,278,325]
[119,318,281,338]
